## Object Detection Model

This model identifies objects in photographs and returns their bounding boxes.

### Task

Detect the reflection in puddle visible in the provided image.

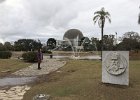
[0,77,36,87]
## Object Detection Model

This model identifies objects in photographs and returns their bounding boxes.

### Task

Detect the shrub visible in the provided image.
[45,50,52,54]
[0,51,12,59]
[22,52,38,62]
[42,49,52,54]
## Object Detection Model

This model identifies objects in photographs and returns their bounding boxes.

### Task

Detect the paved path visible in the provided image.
[13,57,66,76]
[0,57,66,100]
[0,85,30,100]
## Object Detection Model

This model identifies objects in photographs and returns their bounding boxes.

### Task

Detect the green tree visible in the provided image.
[117,31,140,51]
[93,7,111,59]
[103,35,115,50]
[47,38,56,50]
[91,37,101,51]
[4,42,14,51]
[14,39,42,51]
[0,43,5,51]
[79,37,97,51]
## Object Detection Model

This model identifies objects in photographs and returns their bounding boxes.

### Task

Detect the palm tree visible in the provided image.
[93,7,111,60]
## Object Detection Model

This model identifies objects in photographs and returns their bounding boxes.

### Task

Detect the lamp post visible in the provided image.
[115,32,117,45]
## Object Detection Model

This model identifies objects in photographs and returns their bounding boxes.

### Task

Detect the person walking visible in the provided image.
[37,49,43,70]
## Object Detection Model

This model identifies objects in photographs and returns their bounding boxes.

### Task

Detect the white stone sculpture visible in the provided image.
[104,52,127,75]
[102,51,129,85]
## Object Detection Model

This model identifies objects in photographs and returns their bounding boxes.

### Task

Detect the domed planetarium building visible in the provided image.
[63,29,84,46]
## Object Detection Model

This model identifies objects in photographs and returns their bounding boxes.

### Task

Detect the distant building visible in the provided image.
[54,29,84,51]
[63,29,84,46]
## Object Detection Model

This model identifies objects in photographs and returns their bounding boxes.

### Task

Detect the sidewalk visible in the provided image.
[13,56,66,76]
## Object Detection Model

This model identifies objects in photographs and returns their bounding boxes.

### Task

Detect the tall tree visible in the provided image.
[4,42,14,51]
[118,31,140,51]
[93,7,111,60]
[80,37,91,51]
[103,35,115,50]
[47,38,56,50]
[14,39,42,51]
[0,43,5,51]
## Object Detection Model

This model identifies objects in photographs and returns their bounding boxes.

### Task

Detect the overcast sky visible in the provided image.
[0,0,140,43]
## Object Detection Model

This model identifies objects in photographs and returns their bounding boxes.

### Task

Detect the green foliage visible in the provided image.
[42,50,52,54]
[93,7,111,28]
[117,31,140,51]
[47,38,56,50]
[4,42,14,51]
[0,51,12,59]
[84,44,95,51]
[22,52,38,62]
[93,7,111,52]
[81,37,99,51]
[0,43,5,51]
[14,39,42,51]
[103,35,115,50]
[0,42,14,51]
[42,46,52,53]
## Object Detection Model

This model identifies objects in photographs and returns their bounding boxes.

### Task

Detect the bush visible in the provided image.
[22,52,38,62]
[45,50,52,54]
[0,51,12,59]
[42,49,52,54]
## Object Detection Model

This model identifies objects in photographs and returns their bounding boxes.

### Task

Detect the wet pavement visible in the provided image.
[0,77,36,87]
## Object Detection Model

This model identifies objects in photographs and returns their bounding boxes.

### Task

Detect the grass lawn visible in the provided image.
[23,60,140,100]
[0,59,32,77]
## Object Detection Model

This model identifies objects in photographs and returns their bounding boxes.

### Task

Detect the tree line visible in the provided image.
[0,39,42,51]
[1,7,139,52]
[0,31,139,52]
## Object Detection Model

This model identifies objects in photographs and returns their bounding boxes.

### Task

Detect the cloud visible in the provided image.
[22,0,80,28]
[0,0,140,43]
[0,0,82,43]
[0,0,5,3]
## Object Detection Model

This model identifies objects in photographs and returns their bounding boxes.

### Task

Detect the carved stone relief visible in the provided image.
[103,52,127,75]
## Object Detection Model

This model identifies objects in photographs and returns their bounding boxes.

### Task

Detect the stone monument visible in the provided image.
[102,51,129,85]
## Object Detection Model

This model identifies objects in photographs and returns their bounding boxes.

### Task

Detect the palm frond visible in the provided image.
[105,12,111,16]
[93,15,100,20]
[94,11,102,15]
[98,20,102,28]
[93,17,100,24]
[105,16,111,23]
[101,7,105,11]
[93,15,100,21]
[93,7,111,28]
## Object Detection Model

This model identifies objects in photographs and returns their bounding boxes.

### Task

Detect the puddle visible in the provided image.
[0,77,36,87]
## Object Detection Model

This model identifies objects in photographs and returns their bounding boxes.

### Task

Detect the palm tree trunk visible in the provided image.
[101,21,104,61]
